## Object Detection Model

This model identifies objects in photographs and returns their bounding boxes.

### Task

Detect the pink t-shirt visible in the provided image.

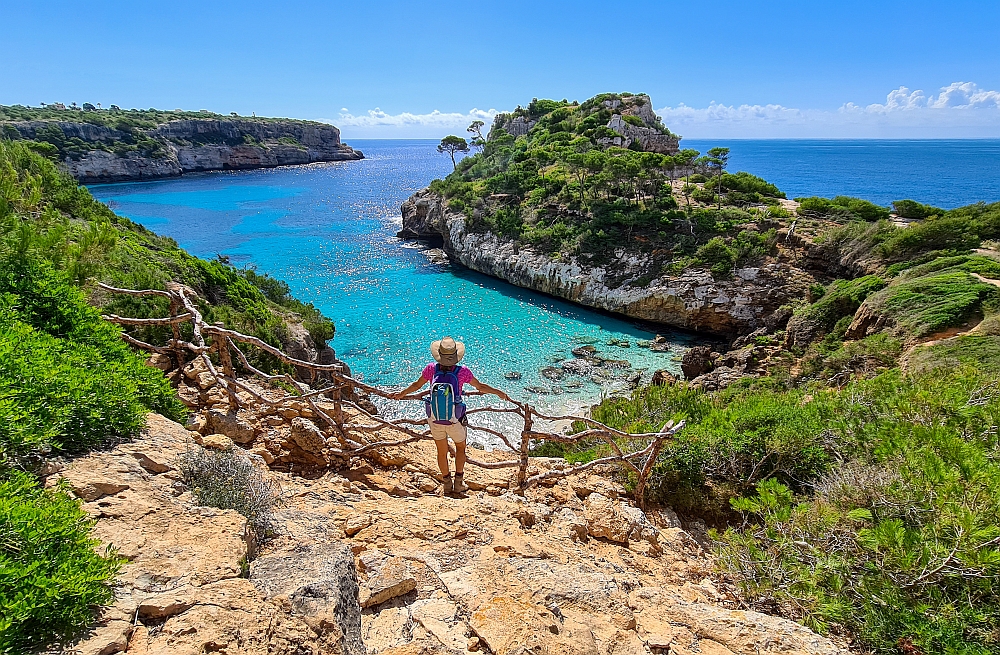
[422,363,475,388]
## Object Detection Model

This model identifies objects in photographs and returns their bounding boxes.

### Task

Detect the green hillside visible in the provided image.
[0,139,335,652]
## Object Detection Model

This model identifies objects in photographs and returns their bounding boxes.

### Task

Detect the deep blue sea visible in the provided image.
[89,138,1000,427]
[684,139,1000,208]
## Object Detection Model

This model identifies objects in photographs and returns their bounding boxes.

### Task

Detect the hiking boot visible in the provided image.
[442,474,454,494]
[453,473,467,493]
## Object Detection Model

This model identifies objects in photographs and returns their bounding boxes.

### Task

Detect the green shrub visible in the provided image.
[789,276,887,345]
[691,187,716,205]
[592,381,834,518]
[706,171,785,199]
[695,237,736,276]
[0,259,184,469]
[796,196,890,222]
[0,470,123,654]
[908,334,1000,374]
[715,370,1000,654]
[892,199,944,219]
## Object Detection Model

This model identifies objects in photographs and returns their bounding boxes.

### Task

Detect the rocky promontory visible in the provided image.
[3,113,362,182]
[400,189,816,338]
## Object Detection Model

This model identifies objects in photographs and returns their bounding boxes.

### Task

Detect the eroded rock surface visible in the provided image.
[66,413,845,655]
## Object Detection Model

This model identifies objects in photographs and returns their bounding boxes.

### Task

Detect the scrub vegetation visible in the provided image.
[0,139,336,651]
[428,93,787,270]
[569,200,1000,653]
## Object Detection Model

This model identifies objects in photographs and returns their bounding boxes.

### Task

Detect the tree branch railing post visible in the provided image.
[99,282,686,501]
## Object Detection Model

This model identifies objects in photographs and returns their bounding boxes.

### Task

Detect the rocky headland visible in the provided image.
[399,189,817,339]
[2,113,362,182]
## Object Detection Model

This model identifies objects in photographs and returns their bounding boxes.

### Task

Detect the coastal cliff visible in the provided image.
[400,189,815,337]
[2,110,362,182]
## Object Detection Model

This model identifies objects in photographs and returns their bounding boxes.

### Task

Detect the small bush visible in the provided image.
[0,259,184,469]
[695,237,736,276]
[0,471,123,654]
[706,171,785,199]
[179,446,279,543]
[892,199,944,219]
[796,196,890,222]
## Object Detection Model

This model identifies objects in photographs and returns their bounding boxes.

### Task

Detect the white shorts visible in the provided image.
[428,418,467,443]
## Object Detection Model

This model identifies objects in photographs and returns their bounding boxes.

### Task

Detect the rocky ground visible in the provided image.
[54,376,846,655]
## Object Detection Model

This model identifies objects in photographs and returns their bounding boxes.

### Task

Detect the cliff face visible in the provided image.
[400,190,816,337]
[5,118,363,183]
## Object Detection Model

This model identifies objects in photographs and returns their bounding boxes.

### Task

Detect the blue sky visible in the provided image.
[4,0,1000,138]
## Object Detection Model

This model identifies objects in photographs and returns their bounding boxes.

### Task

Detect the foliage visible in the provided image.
[859,263,1000,338]
[714,370,1000,654]
[592,381,834,519]
[0,259,184,471]
[893,198,944,219]
[0,104,327,161]
[796,195,891,222]
[437,135,470,170]
[425,92,786,266]
[0,470,123,654]
[908,334,1000,374]
[790,275,887,340]
[0,139,335,370]
[179,445,279,543]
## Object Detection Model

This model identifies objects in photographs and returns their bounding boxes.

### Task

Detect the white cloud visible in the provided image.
[657,82,1000,138]
[325,82,1000,139]
[323,107,499,139]
[842,81,1000,114]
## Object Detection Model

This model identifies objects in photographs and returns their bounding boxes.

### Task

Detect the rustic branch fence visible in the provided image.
[99,283,684,505]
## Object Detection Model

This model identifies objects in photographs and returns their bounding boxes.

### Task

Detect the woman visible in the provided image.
[392,337,510,493]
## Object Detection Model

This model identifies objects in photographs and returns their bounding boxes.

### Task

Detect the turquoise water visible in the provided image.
[90,138,1000,430]
[90,141,690,425]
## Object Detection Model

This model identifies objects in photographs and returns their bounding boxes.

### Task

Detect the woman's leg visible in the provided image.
[455,440,466,475]
[434,437,451,478]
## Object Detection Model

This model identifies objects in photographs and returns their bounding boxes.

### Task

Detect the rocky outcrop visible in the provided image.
[399,190,814,337]
[61,404,844,655]
[4,118,363,183]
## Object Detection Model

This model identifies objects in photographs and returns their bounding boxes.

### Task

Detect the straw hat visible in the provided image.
[430,336,465,366]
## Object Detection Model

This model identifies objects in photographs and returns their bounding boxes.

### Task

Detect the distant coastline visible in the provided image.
[0,105,363,183]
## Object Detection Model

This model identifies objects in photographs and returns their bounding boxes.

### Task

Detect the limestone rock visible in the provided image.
[650,369,677,386]
[290,416,327,452]
[250,541,364,655]
[201,433,234,451]
[360,556,417,607]
[7,117,363,184]
[682,345,714,380]
[470,596,559,655]
[399,189,816,337]
[583,493,659,547]
[206,410,256,444]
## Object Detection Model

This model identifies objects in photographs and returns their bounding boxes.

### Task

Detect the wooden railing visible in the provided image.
[99,283,684,504]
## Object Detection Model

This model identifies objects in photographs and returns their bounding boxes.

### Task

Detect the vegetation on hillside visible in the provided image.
[547,190,1000,652]
[427,93,787,268]
[0,139,338,650]
[0,104,323,161]
[0,471,124,654]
